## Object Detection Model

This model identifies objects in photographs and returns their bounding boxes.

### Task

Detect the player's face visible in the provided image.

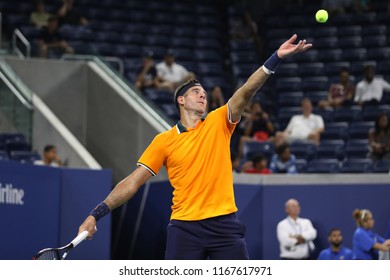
[329,230,342,247]
[363,214,375,229]
[182,86,207,115]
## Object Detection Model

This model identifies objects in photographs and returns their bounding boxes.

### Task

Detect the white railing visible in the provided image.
[12,28,31,58]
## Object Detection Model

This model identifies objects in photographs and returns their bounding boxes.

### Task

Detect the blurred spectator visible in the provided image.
[241,154,272,174]
[275,98,324,146]
[207,86,225,113]
[269,143,298,174]
[237,101,274,160]
[317,228,353,260]
[277,198,317,259]
[135,51,159,91]
[38,16,74,58]
[368,112,390,161]
[318,68,355,109]
[352,208,390,259]
[322,0,354,14]
[230,10,258,41]
[34,145,62,167]
[57,0,88,26]
[354,65,390,106]
[156,50,196,93]
[30,1,51,28]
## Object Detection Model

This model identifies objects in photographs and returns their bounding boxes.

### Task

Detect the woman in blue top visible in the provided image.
[352,209,390,260]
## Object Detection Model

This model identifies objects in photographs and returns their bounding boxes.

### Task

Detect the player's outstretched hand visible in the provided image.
[78,215,97,239]
[277,34,312,59]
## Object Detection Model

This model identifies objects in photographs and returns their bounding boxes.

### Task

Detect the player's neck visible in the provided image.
[180,112,203,129]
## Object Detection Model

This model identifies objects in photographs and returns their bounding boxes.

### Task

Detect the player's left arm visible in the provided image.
[229,34,312,122]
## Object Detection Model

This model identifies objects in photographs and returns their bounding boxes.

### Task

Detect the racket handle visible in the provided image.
[71,231,89,248]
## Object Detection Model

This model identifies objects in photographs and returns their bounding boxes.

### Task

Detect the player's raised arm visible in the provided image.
[78,166,153,238]
[229,34,312,122]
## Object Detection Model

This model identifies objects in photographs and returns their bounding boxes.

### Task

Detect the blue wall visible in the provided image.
[119,180,390,260]
[0,160,112,260]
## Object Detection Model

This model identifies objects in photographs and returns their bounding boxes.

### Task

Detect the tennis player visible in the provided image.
[79,34,312,259]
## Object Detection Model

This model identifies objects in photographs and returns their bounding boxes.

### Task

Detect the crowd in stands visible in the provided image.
[1,0,390,174]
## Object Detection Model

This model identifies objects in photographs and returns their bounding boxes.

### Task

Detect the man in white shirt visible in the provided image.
[34,144,62,167]
[275,98,324,146]
[156,50,195,92]
[276,198,317,259]
[354,65,390,106]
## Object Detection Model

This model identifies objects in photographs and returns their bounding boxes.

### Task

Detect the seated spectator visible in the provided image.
[135,51,158,91]
[275,98,324,146]
[37,16,74,58]
[34,145,62,167]
[318,228,353,260]
[237,101,274,159]
[352,208,390,260]
[269,143,298,174]
[318,68,355,109]
[30,1,51,28]
[354,65,390,107]
[207,86,225,113]
[156,50,196,93]
[368,112,390,161]
[57,0,88,26]
[241,154,272,174]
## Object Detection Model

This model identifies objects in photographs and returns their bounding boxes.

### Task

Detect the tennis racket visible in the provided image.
[33,231,89,260]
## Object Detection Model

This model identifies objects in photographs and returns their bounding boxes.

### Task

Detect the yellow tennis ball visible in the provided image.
[316,9,328,23]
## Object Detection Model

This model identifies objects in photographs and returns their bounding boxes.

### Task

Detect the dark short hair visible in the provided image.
[173,79,202,114]
[251,154,266,164]
[328,227,341,236]
[276,143,289,156]
[44,145,56,153]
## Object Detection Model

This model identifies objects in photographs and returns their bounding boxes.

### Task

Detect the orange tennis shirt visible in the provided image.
[137,102,238,221]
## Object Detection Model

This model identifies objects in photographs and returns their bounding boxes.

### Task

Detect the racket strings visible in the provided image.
[35,249,61,260]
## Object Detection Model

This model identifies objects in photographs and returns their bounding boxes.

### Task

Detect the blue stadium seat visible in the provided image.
[322,122,349,140]
[230,51,258,64]
[338,36,362,49]
[5,140,31,154]
[196,50,223,63]
[295,158,307,173]
[275,77,302,91]
[299,63,325,76]
[145,35,171,48]
[291,50,319,62]
[367,47,390,60]
[302,77,329,91]
[10,151,41,163]
[171,37,194,49]
[276,63,299,77]
[362,25,387,36]
[195,38,221,50]
[196,28,219,38]
[314,37,338,49]
[290,141,317,161]
[332,14,353,26]
[277,92,304,107]
[266,28,291,39]
[143,88,173,103]
[333,106,363,122]
[350,61,377,75]
[276,107,302,127]
[338,25,362,36]
[305,91,328,104]
[348,122,374,140]
[362,105,390,121]
[243,142,275,162]
[324,62,350,75]
[345,139,370,158]
[173,26,196,37]
[362,35,387,48]
[306,159,340,173]
[0,150,9,161]
[314,27,338,37]
[353,12,376,24]
[313,108,334,122]
[340,158,373,173]
[372,160,390,173]
[342,48,367,61]
[378,61,390,74]
[230,40,256,51]
[316,140,345,160]
[160,103,179,120]
[318,49,343,62]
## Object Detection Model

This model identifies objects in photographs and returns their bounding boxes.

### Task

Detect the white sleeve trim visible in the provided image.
[137,162,157,176]
[227,99,241,124]
[262,65,274,75]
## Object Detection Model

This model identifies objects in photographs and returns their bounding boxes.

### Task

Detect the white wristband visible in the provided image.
[262,65,274,75]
